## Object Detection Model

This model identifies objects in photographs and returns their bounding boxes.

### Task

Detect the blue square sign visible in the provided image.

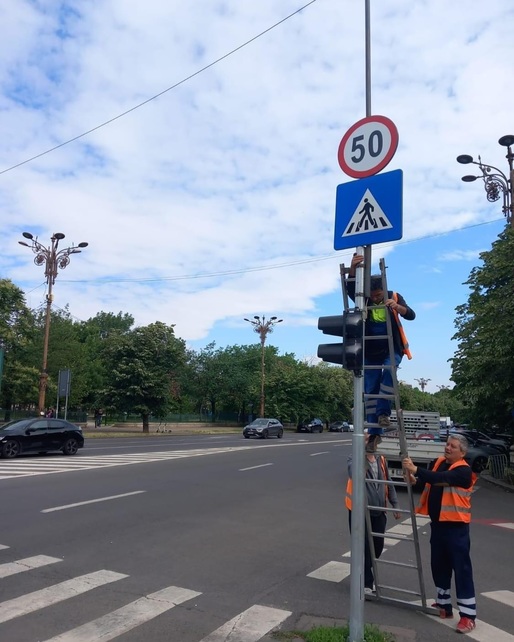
[334,169,403,250]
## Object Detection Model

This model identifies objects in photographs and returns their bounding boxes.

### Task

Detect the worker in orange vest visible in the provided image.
[403,433,477,635]
[347,254,415,453]
[346,434,401,593]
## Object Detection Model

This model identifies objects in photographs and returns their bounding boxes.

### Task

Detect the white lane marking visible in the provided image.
[0,570,127,624]
[493,522,514,530]
[0,555,61,578]
[41,585,202,642]
[307,561,351,583]
[42,491,146,513]
[199,604,292,642]
[239,463,274,471]
[310,452,330,456]
[0,544,9,550]
[482,590,514,608]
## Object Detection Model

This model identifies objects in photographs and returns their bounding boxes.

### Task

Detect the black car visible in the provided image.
[329,420,350,432]
[243,418,284,439]
[0,418,84,458]
[296,418,324,433]
[452,429,510,456]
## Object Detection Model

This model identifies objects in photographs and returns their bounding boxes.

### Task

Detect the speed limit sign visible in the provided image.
[338,115,399,179]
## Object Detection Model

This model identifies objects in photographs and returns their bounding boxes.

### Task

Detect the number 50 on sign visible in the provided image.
[338,115,399,179]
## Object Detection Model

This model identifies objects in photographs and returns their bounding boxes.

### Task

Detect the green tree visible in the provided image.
[451,227,514,430]
[100,321,187,432]
[0,279,38,417]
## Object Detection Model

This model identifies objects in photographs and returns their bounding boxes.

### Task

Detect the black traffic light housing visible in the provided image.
[317,309,363,372]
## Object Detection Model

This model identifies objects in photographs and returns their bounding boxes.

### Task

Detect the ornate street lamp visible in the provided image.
[244,315,283,417]
[19,232,88,413]
[457,134,514,227]
[415,377,431,393]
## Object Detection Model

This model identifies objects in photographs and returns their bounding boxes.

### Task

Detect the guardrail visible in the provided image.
[488,453,514,485]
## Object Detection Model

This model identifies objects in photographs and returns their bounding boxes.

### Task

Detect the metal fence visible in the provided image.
[487,454,514,485]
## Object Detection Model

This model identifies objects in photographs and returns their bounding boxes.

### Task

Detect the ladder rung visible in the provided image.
[376,559,418,570]
[363,364,396,370]
[363,393,396,399]
[370,532,414,543]
[376,584,422,597]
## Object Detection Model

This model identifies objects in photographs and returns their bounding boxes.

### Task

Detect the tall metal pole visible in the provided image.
[365,0,371,118]
[349,2,372,640]
[260,335,266,417]
[19,232,88,415]
[349,246,366,642]
[243,315,283,418]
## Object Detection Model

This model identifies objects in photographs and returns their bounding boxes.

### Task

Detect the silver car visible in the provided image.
[243,418,284,439]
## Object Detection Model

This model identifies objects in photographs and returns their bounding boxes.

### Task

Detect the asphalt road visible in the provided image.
[0,432,513,642]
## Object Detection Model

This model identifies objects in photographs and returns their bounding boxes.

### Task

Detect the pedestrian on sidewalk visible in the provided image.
[346,254,415,452]
[403,433,478,634]
[346,435,401,593]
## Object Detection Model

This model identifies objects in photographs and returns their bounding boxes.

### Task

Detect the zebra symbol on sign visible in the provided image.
[342,189,393,237]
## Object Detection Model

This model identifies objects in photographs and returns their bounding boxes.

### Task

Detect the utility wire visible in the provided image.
[54,217,502,285]
[0,0,318,176]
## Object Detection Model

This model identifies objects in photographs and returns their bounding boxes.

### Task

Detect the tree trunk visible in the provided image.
[142,412,149,433]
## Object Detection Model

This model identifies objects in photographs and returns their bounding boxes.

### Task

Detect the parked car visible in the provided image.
[243,418,284,439]
[329,420,350,432]
[296,418,324,433]
[0,418,84,458]
[452,429,510,456]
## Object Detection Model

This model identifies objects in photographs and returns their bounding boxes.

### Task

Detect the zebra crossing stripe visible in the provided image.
[198,604,292,642]
[0,555,61,578]
[40,585,202,642]
[482,590,514,608]
[425,610,514,642]
[307,561,351,582]
[0,544,9,550]
[0,569,128,624]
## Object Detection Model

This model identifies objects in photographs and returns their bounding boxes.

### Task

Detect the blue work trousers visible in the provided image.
[364,351,402,434]
[430,522,476,619]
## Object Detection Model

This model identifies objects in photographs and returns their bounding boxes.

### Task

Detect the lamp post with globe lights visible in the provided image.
[19,232,88,414]
[244,315,283,417]
[415,377,431,393]
[457,135,514,228]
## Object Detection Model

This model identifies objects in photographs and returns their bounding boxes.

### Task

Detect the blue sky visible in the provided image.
[1,0,513,392]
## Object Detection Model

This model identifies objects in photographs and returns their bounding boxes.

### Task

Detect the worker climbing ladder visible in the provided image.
[341,257,437,614]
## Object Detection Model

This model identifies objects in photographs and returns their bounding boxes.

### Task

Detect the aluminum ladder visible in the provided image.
[341,257,437,615]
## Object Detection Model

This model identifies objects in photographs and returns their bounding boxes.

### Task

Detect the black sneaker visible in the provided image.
[366,434,382,453]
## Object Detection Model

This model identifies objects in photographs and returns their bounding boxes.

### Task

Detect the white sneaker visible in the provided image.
[364,587,375,596]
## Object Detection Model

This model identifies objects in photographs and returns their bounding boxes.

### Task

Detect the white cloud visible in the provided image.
[1,0,513,390]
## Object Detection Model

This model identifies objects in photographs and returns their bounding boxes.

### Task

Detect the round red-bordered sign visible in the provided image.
[338,115,399,179]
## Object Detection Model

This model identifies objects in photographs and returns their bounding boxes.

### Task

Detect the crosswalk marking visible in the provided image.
[0,447,256,481]
[0,554,61,578]
[422,605,514,642]
[198,604,292,642]
[493,522,514,530]
[0,569,127,624]
[0,544,9,550]
[41,585,202,642]
[307,561,351,583]
[483,590,514,608]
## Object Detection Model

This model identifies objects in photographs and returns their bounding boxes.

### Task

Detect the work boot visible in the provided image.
[377,415,391,428]
[366,434,382,453]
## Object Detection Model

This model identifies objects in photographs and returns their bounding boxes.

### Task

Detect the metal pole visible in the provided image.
[38,272,54,414]
[260,335,266,417]
[349,244,367,642]
[349,2,372,638]
[365,0,371,117]
[509,167,514,228]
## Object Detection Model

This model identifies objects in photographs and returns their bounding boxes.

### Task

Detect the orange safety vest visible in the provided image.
[346,455,389,510]
[416,457,477,523]
[391,292,412,360]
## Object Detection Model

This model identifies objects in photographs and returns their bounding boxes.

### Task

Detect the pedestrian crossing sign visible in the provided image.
[334,169,403,250]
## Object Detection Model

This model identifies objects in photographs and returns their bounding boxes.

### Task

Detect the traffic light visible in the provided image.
[317,309,363,371]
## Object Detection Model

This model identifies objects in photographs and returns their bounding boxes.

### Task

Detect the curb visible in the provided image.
[259,614,417,642]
